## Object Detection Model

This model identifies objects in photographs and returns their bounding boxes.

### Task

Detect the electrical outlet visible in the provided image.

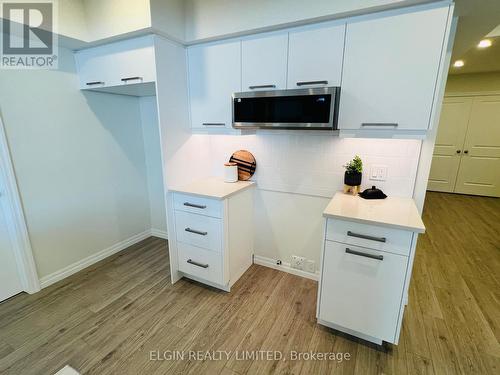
[305,260,315,273]
[291,255,305,270]
[370,164,388,181]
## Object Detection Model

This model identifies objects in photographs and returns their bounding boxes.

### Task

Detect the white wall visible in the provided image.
[445,72,500,94]
[83,0,151,41]
[0,47,152,278]
[150,0,186,42]
[209,135,421,197]
[206,134,421,270]
[184,0,430,42]
[140,96,167,235]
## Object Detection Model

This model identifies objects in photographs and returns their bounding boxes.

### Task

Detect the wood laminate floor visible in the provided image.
[0,192,499,374]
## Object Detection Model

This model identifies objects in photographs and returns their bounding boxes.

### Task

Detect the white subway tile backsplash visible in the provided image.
[207,134,421,198]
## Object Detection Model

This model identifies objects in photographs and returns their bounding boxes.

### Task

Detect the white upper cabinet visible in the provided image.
[75,36,156,96]
[242,33,288,91]
[287,24,345,89]
[188,41,241,130]
[339,5,450,131]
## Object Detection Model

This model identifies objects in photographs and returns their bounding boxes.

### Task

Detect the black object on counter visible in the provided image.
[359,186,387,199]
[344,171,362,186]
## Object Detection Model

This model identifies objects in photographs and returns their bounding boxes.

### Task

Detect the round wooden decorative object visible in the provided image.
[229,150,256,181]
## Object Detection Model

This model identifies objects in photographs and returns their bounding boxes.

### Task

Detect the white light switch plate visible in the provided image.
[370,165,388,181]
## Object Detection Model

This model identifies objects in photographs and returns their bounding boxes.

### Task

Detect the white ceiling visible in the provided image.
[449,0,500,75]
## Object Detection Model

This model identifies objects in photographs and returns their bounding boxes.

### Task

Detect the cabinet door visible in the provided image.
[318,241,407,343]
[287,24,345,88]
[188,41,241,130]
[339,6,449,130]
[242,33,288,91]
[113,37,156,85]
[75,48,116,89]
[455,96,500,197]
[428,98,472,192]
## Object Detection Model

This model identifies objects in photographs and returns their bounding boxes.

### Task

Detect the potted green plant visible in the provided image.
[344,155,363,186]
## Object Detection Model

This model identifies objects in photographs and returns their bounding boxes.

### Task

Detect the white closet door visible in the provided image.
[455,96,500,197]
[0,187,23,301]
[428,98,472,192]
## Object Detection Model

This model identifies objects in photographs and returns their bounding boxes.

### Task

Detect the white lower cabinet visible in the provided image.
[172,185,254,291]
[318,217,418,344]
[318,241,407,343]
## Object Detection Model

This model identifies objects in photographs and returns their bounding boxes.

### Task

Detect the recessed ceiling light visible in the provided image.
[453,60,464,68]
[478,39,492,48]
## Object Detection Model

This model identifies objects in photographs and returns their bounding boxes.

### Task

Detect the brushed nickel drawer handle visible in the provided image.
[86,81,104,86]
[249,84,276,89]
[347,231,386,243]
[183,202,206,209]
[202,123,226,126]
[346,248,383,261]
[361,123,398,127]
[296,80,328,86]
[185,228,208,236]
[187,259,209,268]
[121,76,142,82]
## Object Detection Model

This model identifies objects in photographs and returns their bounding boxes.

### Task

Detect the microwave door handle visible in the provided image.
[296,80,328,86]
[249,85,276,89]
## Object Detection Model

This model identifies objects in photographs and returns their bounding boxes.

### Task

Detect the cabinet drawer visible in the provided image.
[326,218,413,256]
[173,193,222,218]
[178,242,224,285]
[318,241,407,343]
[175,210,222,252]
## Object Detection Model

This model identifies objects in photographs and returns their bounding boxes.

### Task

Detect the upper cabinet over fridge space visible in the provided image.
[74,35,156,97]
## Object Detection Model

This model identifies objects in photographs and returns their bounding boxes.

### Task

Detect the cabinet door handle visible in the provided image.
[202,123,226,126]
[456,150,461,154]
[121,76,143,82]
[347,231,386,243]
[86,81,105,86]
[345,248,383,261]
[183,202,206,209]
[249,84,276,89]
[185,228,208,236]
[187,259,209,268]
[361,123,398,127]
[296,80,328,86]
[464,150,469,154]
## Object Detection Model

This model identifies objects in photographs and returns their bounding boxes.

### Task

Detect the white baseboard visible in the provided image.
[253,255,319,281]
[39,230,152,289]
[149,228,168,239]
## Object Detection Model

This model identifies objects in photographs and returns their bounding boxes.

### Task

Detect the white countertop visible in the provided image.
[169,177,255,200]
[323,192,425,233]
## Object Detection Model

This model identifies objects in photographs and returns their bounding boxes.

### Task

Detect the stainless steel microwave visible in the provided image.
[232,87,340,130]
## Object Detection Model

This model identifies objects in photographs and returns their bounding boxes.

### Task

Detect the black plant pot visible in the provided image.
[344,171,362,186]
